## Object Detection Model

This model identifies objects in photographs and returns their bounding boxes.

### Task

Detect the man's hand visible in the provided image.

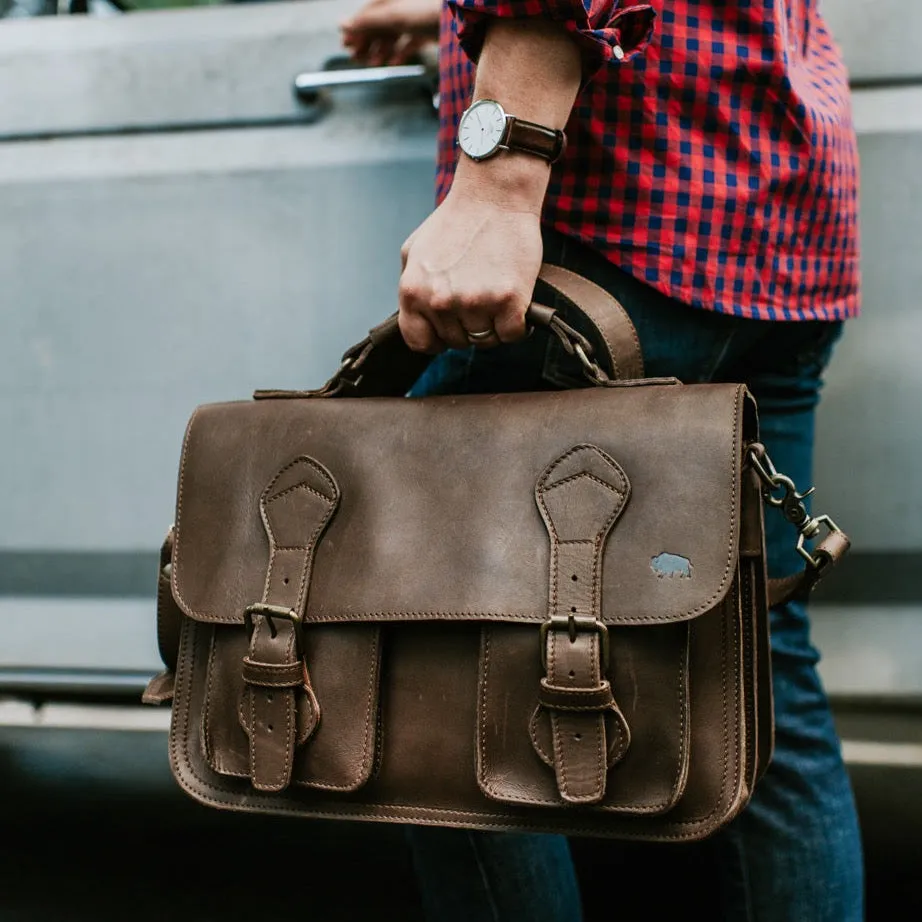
[398,183,544,352]
[341,0,441,66]
[398,17,581,353]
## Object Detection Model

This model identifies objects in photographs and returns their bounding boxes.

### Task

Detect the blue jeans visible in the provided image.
[405,230,864,922]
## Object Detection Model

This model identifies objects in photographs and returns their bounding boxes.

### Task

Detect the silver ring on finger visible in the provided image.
[466,328,495,343]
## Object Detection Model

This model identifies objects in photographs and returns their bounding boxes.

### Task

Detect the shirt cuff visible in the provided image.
[448,1,656,82]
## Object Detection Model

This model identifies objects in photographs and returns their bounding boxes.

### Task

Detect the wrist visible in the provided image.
[452,149,551,214]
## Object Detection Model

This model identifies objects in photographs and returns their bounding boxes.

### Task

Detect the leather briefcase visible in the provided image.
[144,265,849,841]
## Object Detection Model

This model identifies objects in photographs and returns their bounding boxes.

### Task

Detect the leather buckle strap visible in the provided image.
[533,446,631,805]
[241,457,340,793]
[538,616,630,805]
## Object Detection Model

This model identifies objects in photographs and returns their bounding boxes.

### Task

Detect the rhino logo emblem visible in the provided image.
[651,552,692,579]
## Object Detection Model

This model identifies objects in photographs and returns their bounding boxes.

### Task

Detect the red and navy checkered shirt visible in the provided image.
[437,1,860,321]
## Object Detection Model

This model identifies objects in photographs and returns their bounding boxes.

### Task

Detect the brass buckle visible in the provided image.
[748,444,844,571]
[244,603,304,649]
[540,615,610,670]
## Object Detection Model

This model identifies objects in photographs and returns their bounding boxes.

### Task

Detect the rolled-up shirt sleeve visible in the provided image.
[447,0,656,82]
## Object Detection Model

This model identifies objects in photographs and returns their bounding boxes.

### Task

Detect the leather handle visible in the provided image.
[255,264,645,401]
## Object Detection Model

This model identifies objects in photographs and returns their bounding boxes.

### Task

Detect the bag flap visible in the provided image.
[171,383,749,627]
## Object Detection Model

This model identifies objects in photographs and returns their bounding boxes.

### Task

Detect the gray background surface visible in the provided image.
[2,0,921,696]
[1,2,921,919]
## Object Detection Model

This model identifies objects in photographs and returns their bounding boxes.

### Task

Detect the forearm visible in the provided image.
[451,19,581,212]
[395,3,654,353]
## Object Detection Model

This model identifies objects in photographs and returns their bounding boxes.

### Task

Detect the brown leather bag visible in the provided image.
[144,265,849,841]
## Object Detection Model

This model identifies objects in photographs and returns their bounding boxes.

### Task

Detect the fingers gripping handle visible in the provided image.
[254,264,644,401]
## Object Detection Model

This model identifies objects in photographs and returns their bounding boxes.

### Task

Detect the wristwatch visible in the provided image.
[457,99,566,165]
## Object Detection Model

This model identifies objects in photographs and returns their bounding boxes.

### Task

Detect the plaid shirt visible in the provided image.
[437,1,860,321]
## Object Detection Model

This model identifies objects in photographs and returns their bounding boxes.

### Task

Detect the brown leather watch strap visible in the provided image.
[505,117,566,164]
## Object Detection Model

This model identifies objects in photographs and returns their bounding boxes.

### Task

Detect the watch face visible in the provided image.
[458,100,507,160]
